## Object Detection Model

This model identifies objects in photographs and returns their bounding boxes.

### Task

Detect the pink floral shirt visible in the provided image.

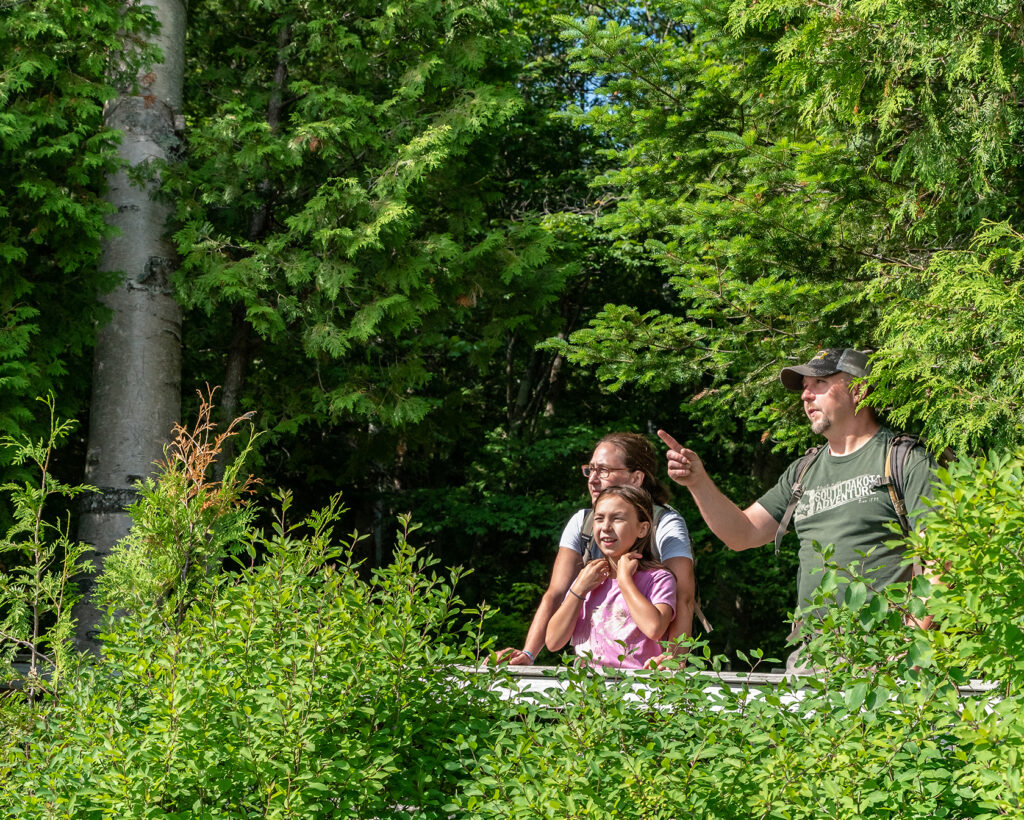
[570,567,676,669]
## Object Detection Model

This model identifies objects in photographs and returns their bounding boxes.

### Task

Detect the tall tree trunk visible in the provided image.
[215,303,252,480]
[216,24,289,476]
[75,0,187,653]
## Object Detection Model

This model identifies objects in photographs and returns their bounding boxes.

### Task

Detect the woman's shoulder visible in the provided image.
[566,507,589,527]
[653,505,687,528]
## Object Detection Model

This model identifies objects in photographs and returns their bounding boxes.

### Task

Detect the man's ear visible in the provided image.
[850,377,871,409]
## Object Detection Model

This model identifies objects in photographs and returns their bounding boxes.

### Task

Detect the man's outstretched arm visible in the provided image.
[657,429,779,551]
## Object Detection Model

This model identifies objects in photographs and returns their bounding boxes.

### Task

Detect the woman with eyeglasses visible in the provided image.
[496,432,695,666]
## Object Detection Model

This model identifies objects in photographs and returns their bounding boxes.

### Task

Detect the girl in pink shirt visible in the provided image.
[545,486,677,669]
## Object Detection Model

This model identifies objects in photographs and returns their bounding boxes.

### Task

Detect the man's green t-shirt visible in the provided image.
[758,428,936,609]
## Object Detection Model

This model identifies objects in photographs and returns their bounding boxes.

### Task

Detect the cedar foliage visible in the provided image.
[168,0,563,430]
[552,0,1024,456]
[0,0,155,441]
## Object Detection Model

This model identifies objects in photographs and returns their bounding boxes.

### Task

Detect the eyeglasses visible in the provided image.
[580,464,631,479]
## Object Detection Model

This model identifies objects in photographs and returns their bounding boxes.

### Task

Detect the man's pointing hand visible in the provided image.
[657,429,708,488]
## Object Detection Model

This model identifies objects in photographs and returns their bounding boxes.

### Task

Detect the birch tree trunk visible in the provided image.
[75,0,187,653]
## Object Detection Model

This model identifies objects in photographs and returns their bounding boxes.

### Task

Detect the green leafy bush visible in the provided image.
[1,399,506,817]
[441,449,1024,819]
[912,449,1024,693]
[1,502,503,818]
[3,409,1023,819]
[0,396,93,700]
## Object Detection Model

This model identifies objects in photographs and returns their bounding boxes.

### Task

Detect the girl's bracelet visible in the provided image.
[568,587,585,602]
[521,648,535,663]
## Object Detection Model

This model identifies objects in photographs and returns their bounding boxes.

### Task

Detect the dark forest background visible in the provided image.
[6,0,1024,662]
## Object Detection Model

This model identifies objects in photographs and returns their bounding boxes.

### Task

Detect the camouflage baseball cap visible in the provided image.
[779,348,871,392]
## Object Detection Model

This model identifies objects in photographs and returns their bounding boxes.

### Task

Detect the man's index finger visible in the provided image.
[657,429,683,451]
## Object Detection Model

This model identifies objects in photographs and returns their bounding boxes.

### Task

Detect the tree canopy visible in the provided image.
[4,0,1024,656]
[0,0,155,441]
[554,0,1024,456]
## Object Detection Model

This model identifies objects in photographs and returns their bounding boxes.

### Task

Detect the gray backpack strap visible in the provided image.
[651,503,713,634]
[774,446,825,555]
[650,504,667,562]
[580,508,597,563]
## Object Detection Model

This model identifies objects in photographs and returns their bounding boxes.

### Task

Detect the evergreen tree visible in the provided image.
[168,0,554,429]
[0,0,152,444]
[553,0,1024,455]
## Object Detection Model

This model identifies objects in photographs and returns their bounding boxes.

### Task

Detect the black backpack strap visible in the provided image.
[880,432,955,537]
[774,446,825,555]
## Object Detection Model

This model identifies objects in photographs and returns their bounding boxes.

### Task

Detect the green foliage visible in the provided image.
[97,392,260,624]
[1,506,500,817]
[444,632,1007,819]
[865,222,1024,452]
[151,0,734,660]
[0,395,93,700]
[551,0,873,452]
[911,447,1024,693]
[0,0,154,444]
[442,455,1024,819]
[547,0,1024,455]
[4,405,1024,819]
[169,0,567,433]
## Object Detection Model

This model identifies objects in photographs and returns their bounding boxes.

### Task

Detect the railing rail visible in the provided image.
[460,664,999,702]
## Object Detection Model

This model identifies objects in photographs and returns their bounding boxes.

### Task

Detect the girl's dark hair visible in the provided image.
[593,485,661,569]
[596,432,671,505]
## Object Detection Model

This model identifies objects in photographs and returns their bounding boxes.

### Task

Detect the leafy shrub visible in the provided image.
[0,396,92,700]
[442,646,996,819]
[440,449,1024,819]
[3,408,1024,819]
[912,449,1024,693]
[1,398,507,817]
[1,501,503,818]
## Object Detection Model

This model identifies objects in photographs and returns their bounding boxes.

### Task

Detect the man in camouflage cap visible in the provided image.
[658,349,935,666]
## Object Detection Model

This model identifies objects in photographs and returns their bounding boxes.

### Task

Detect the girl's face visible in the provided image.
[586,443,644,503]
[592,495,650,559]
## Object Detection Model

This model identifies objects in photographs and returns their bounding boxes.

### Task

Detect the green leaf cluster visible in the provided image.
[169,0,568,432]
[910,447,1024,692]
[96,392,260,625]
[3,405,1024,818]
[0,0,155,442]
[1,506,499,817]
[0,396,93,700]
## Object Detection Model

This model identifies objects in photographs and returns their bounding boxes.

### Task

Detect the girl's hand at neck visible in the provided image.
[608,552,643,583]
[574,557,612,595]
